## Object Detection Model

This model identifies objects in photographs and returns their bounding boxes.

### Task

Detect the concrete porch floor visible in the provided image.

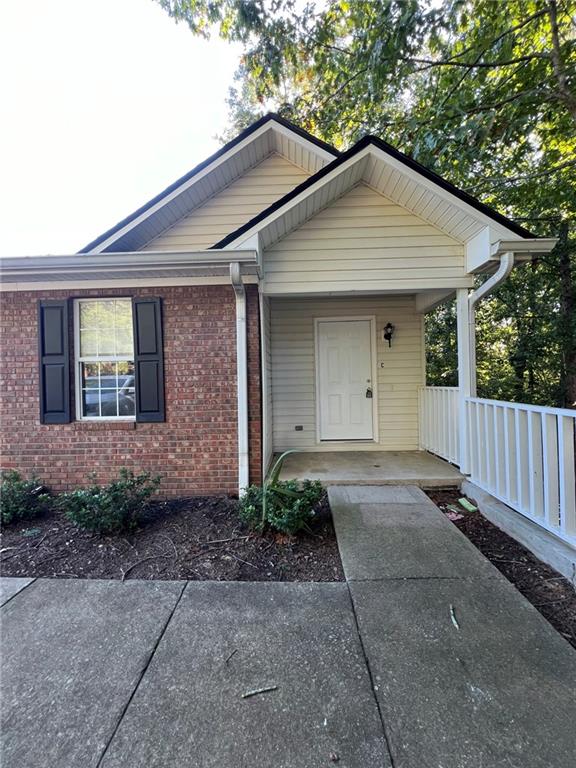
[278,450,463,487]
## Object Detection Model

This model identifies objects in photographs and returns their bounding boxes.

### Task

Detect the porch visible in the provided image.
[278,450,462,487]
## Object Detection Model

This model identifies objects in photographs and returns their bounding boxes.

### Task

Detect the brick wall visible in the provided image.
[0,284,262,496]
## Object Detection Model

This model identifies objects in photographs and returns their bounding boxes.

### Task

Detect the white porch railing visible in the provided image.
[419,386,460,465]
[420,388,576,549]
[466,398,576,546]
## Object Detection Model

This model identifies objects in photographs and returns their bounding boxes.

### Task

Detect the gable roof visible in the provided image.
[80,114,339,254]
[213,134,535,251]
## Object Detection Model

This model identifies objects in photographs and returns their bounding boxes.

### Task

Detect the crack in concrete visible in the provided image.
[0,577,37,608]
[95,581,188,767]
[345,582,397,768]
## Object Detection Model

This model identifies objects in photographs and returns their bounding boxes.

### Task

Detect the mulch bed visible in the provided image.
[427,489,576,650]
[0,495,344,582]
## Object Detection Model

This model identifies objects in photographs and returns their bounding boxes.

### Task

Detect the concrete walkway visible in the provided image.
[329,485,576,768]
[1,486,575,767]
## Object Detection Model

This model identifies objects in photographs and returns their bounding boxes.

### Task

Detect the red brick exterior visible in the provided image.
[0,285,262,496]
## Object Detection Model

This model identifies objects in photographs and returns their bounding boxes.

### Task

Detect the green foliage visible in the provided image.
[239,478,324,535]
[239,451,323,534]
[0,470,52,525]
[59,468,161,534]
[159,0,576,408]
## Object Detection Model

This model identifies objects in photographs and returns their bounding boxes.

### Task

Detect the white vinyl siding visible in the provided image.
[263,183,470,294]
[143,154,309,251]
[270,296,424,452]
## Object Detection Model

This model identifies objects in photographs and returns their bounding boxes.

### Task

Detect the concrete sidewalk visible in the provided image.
[1,486,575,768]
[1,579,388,768]
[329,485,576,768]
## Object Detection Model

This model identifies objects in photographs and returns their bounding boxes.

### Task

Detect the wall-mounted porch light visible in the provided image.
[383,323,395,347]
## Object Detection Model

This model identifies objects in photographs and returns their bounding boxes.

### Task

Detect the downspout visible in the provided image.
[230,262,249,493]
[467,252,515,396]
[457,252,515,475]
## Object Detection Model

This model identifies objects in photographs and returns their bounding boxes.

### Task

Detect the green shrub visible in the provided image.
[59,468,160,534]
[239,478,324,535]
[0,470,52,525]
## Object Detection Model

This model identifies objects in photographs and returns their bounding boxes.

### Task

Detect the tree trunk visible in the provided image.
[557,223,576,408]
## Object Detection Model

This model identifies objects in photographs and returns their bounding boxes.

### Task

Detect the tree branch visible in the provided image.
[547,0,576,124]
[465,158,576,191]
[406,53,547,70]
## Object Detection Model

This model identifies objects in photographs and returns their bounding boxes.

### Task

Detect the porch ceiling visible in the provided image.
[278,451,463,488]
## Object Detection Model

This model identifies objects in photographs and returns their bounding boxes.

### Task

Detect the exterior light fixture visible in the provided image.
[383,323,395,347]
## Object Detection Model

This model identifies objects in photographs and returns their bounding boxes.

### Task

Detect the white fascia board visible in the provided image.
[222,147,373,248]
[86,125,275,254]
[0,276,259,292]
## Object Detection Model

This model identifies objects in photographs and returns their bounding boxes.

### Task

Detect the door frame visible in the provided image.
[314,315,379,443]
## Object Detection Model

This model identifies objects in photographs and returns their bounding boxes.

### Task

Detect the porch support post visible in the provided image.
[456,288,472,474]
[230,262,249,493]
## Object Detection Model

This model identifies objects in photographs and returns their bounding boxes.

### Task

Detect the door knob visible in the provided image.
[366,387,373,399]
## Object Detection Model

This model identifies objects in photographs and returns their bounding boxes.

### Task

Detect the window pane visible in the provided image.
[80,330,98,356]
[100,390,119,417]
[79,302,99,330]
[82,389,100,417]
[115,328,133,356]
[98,328,116,355]
[117,361,135,416]
[115,301,132,330]
[97,300,116,329]
[81,362,99,389]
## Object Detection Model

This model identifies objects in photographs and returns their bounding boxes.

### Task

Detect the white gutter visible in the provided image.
[230,262,249,493]
[467,251,515,396]
[490,238,558,258]
[0,250,258,283]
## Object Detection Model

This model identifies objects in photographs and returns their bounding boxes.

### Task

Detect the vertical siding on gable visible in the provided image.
[263,183,468,294]
[143,154,309,251]
[270,295,424,452]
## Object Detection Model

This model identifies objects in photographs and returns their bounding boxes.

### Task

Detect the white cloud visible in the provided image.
[0,0,242,255]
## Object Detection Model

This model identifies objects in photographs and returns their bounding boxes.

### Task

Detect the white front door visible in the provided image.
[317,319,374,441]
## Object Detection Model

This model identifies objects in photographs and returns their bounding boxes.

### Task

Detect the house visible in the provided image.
[0,114,564,502]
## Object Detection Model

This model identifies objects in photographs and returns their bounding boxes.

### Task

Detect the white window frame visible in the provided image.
[74,298,136,422]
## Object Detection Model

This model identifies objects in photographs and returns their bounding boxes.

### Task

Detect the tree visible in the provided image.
[158,0,576,406]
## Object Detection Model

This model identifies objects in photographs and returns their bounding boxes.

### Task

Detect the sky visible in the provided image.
[0,0,243,256]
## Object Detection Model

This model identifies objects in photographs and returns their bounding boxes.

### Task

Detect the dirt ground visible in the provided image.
[0,494,344,583]
[427,489,576,651]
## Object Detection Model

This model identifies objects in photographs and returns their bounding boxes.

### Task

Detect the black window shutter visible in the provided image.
[38,299,71,424]
[132,297,165,422]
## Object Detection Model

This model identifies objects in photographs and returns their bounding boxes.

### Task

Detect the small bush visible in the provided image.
[59,468,160,534]
[240,478,324,535]
[0,470,52,525]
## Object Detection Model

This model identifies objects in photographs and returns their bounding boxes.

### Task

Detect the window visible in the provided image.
[75,299,135,419]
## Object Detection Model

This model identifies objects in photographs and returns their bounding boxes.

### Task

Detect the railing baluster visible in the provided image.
[505,407,517,505]
[517,409,530,514]
[542,413,560,528]
[528,411,544,518]
[558,415,576,538]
